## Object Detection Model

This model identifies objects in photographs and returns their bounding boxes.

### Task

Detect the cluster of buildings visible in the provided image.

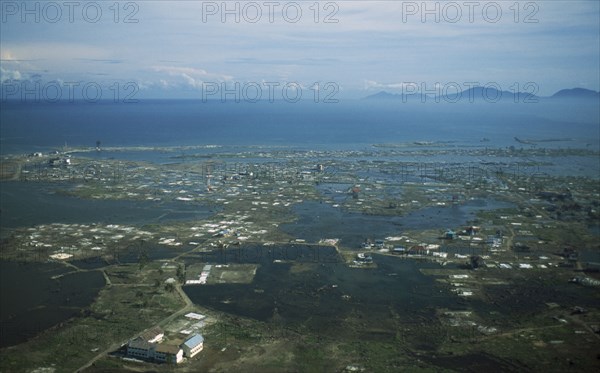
[48,157,71,167]
[26,151,72,167]
[444,226,482,239]
[125,327,204,365]
[398,244,448,258]
[353,252,373,266]
[361,240,385,249]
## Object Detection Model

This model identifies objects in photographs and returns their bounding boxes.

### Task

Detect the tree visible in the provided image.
[165,282,175,292]
[176,264,186,284]
[138,249,149,271]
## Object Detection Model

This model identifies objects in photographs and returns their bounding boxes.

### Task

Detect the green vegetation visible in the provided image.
[0,263,185,373]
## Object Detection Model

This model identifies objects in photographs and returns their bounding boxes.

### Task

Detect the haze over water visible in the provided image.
[1,100,598,154]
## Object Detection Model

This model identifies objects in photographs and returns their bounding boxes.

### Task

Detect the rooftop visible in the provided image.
[183,334,204,348]
[128,340,153,351]
[140,326,164,341]
[155,344,181,355]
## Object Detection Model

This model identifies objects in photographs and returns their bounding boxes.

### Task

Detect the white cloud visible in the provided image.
[152,66,233,88]
[0,66,22,81]
[3,43,110,62]
[364,80,418,91]
[0,1,596,97]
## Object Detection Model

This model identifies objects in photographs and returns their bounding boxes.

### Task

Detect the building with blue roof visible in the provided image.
[181,333,204,358]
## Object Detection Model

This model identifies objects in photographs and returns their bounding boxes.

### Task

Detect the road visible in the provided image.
[75,281,193,372]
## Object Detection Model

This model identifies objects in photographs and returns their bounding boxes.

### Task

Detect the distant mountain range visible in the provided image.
[363,87,599,101]
[550,88,600,99]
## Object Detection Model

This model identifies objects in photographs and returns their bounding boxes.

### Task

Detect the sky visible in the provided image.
[1,0,599,99]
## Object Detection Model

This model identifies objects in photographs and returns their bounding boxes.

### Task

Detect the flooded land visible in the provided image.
[0,142,599,373]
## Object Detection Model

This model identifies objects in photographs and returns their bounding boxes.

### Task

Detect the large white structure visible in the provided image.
[126,339,183,364]
[182,334,204,358]
[127,340,154,360]
[155,344,184,364]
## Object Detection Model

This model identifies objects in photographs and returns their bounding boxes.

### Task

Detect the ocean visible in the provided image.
[1,99,599,154]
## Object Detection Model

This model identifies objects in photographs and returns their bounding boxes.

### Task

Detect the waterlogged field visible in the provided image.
[2,0,599,369]
[1,141,599,372]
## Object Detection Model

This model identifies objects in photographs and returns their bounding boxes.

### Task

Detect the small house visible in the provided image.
[408,245,428,256]
[393,247,406,254]
[356,253,373,263]
[465,226,480,236]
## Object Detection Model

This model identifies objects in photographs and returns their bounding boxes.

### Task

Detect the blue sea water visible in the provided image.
[1,99,598,154]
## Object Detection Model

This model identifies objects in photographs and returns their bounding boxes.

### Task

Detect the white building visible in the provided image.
[126,339,183,364]
[155,344,184,364]
[181,334,204,358]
